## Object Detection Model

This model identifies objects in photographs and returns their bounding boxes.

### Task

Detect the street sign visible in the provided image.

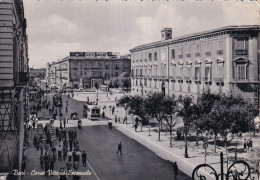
[203,142,208,149]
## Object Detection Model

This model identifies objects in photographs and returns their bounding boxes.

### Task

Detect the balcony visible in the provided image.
[235,50,248,55]
[195,53,201,57]
[202,77,212,82]
[178,55,183,59]
[184,76,191,81]
[213,77,224,83]
[205,51,211,56]
[193,76,201,82]
[186,54,191,58]
[217,50,223,55]
[176,76,183,80]
[16,72,29,86]
[230,78,259,84]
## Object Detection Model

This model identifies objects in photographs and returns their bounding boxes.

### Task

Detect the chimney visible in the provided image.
[161,28,172,41]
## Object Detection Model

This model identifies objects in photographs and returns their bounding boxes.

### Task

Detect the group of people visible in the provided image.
[244,138,253,150]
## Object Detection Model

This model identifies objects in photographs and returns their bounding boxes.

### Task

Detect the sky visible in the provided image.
[23,0,260,68]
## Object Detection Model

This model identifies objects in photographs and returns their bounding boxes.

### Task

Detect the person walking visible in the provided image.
[68,150,73,162]
[66,160,72,173]
[117,142,122,155]
[40,153,45,169]
[63,119,66,128]
[123,116,127,124]
[49,155,55,173]
[172,162,179,178]
[58,145,62,160]
[44,153,50,177]
[82,151,87,167]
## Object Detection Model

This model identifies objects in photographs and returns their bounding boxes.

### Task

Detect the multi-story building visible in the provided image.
[29,68,46,80]
[130,25,260,106]
[0,0,29,176]
[46,52,131,89]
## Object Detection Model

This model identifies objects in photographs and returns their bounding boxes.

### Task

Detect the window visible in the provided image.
[154,52,157,61]
[154,80,157,88]
[144,79,147,87]
[179,65,183,77]
[187,83,190,92]
[136,69,138,76]
[84,62,89,68]
[149,53,152,61]
[171,49,175,59]
[131,69,134,76]
[234,38,248,55]
[149,80,151,87]
[178,46,183,58]
[205,67,211,80]
[115,63,119,69]
[136,80,138,86]
[186,45,191,57]
[180,83,182,92]
[195,67,201,79]
[216,63,224,78]
[115,72,119,77]
[235,63,247,81]
[124,62,128,68]
[90,62,94,68]
[206,42,211,52]
[73,62,78,67]
[217,40,223,50]
[172,81,174,91]
[99,62,102,68]
[195,43,201,56]
[140,69,143,76]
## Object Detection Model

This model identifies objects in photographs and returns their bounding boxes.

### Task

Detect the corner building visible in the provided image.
[46,52,131,89]
[130,25,260,105]
[0,0,29,176]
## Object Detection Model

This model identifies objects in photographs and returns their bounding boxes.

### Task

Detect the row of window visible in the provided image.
[72,61,129,69]
[132,37,248,63]
[132,83,223,94]
[77,71,119,78]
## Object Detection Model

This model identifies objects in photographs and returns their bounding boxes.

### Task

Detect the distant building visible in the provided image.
[130,25,260,106]
[29,68,46,79]
[0,0,29,174]
[46,52,131,89]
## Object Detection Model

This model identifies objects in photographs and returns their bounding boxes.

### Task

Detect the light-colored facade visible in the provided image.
[0,0,29,175]
[130,25,260,105]
[46,52,131,89]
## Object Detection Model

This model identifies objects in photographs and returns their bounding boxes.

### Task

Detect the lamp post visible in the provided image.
[94,82,99,105]
[104,79,109,97]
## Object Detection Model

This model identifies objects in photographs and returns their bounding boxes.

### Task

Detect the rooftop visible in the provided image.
[130,25,260,52]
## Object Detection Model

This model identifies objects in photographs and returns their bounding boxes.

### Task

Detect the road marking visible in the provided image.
[117,124,214,179]
[86,159,101,180]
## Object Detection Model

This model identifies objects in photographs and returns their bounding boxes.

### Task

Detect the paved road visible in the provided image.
[78,125,190,180]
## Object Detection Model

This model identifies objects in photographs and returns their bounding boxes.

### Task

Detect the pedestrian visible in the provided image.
[63,146,68,161]
[244,138,247,149]
[58,145,62,160]
[68,150,73,162]
[123,116,127,124]
[172,162,179,177]
[39,141,44,155]
[249,139,253,150]
[117,142,122,155]
[118,117,120,124]
[115,115,117,123]
[59,167,67,180]
[60,120,63,129]
[40,153,45,169]
[134,123,138,132]
[63,119,66,128]
[32,120,36,130]
[112,106,115,115]
[82,150,87,167]
[44,153,50,177]
[76,150,81,162]
[49,155,55,173]
[73,161,79,171]
[66,160,72,173]
[72,150,77,162]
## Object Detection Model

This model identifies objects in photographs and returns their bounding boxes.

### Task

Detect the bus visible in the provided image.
[83,103,100,120]
[53,94,62,107]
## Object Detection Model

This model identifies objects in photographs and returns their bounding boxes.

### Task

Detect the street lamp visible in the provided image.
[94,82,99,105]
[104,79,110,97]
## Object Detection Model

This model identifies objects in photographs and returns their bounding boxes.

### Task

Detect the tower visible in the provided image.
[161,28,172,41]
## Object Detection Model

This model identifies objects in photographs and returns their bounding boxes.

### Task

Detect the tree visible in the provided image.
[177,95,196,158]
[144,92,168,141]
[117,95,131,116]
[161,95,178,147]
[122,78,131,93]
[209,94,255,170]
[195,91,222,152]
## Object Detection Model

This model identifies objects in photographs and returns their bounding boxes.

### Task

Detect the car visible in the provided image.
[71,112,79,120]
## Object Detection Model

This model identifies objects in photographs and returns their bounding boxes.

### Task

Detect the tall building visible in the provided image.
[130,25,260,106]
[0,0,29,176]
[46,52,131,89]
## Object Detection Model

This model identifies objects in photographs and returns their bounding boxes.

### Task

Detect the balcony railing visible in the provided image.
[202,77,212,82]
[178,55,183,59]
[205,51,211,56]
[184,76,191,81]
[217,50,223,55]
[186,54,191,58]
[235,50,248,55]
[193,76,201,82]
[16,72,29,86]
[213,77,224,83]
[195,53,201,57]
[176,76,183,80]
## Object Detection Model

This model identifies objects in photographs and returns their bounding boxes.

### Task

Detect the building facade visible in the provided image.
[130,26,260,105]
[29,68,46,80]
[0,0,29,176]
[46,52,131,89]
